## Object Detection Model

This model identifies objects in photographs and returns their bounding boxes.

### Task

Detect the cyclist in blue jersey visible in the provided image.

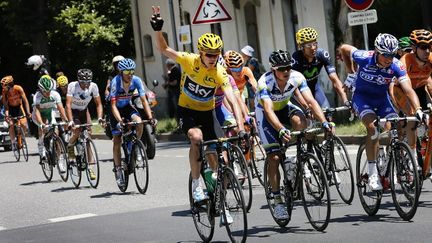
[340,33,426,190]
[110,58,155,187]
[292,27,349,108]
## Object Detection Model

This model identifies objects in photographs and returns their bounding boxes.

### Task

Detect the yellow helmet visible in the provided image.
[197,33,223,53]
[57,75,69,87]
[296,27,318,45]
[1,75,13,86]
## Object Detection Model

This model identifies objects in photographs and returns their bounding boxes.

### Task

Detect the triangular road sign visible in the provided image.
[192,0,232,24]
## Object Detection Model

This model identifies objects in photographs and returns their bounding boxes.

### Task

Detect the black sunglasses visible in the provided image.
[204,53,220,58]
[275,65,291,72]
[417,44,431,51]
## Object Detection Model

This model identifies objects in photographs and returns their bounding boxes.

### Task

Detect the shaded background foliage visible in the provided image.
[0,0,134,102]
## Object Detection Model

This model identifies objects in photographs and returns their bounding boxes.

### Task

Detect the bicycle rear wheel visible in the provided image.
[356,144,382,216]
[251,135,265,186]
[19,127,29,162]
[390,141,420,221]
[41,155,53,182]
[229,144,253,212]
[301,153,331,231]
[263,158,290,227]
[331,136,355,204]
[84,139,100,188]
[222,167,248,243]
[188,172,215,242]
[54,137,69,182]
[132,140,149,194]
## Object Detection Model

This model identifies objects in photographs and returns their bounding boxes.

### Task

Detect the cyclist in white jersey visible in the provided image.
[65,69,104,171]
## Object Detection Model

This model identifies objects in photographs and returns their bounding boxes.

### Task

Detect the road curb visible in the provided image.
[91,133,367,145]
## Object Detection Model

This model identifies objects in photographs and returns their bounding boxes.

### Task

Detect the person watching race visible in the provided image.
[292,27,349,108]
[32,75,69,172]
[150,6,246,205]
[65,69,104,180]
[255,50,331,220]
[340,33,425,191]
[1,75,31,150]
[110,58,155,187]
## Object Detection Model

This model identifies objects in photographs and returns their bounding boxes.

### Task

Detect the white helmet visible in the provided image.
[374,33,399,54]
[26,55,45,70]
[112,55,125,64]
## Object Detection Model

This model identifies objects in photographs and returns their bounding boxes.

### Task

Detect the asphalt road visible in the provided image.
[0,138,432,242]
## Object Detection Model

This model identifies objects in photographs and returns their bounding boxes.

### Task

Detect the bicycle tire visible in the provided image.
[188,172,215,242]
[41,155,53,182]
[331,136,355,204]
[54,136,69,182]
[301,153,331,231]
[84,139,100,189]
[390,141,420,221]
[12,126,20,161]
[251,135,266,186]
[117,145,130,193]
[132,139,149,194]
[19,127,29,162]
[356,143,382,216]
[221,166,248,243]
[229,144,253,212]
[143,123,156,160]
[263,158,290,227]
[69,157,82,188]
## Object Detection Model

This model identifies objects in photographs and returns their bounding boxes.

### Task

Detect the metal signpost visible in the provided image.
[345,0,376,50]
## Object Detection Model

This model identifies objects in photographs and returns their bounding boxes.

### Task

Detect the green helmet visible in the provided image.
[398,36,413,50]
[38,75,55,92]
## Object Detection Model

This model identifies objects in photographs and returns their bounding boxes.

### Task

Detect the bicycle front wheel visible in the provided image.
[84,139,100,188]
[53,136,69,182]
[356,143,382,216]
[41,156,53,182]
[331,136,355,204]
[188,172,215,242]
[132,140,149,194]
[229,144,253,212]
[251,135,266,186]
[19,127,29,162]
[69,156,82,188]
[221,167,248,243]
[390,141,420,221]
[12,127,20,161]
[301,153,331,231]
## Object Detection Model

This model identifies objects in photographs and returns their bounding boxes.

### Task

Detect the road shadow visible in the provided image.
[0,160,24,165]
[20,179,64,186]
[157,141,190,150]
[246,224,319,240]
[90,191,140,198]
[171,209,191,217]
[330,212,408,225]
[51,185,91,192]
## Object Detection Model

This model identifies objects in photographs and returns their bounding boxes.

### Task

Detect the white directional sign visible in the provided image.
[192,0,232,24]
[347,9,378,26]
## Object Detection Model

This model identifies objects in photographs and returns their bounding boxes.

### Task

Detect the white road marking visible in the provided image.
[48,213,97,223]
[0,226,6,231]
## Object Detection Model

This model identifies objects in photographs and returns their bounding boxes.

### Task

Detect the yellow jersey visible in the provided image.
[176,52,232,111]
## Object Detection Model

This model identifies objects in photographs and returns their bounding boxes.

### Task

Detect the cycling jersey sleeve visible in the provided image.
[66,82,74,97]
[317,49,336,74]
[109,77,119,102]
[392,59,409,83]
[229,76,240,95]
[256,74,271,100]
[218,67,233,93]
[51,91,62,104]
[352,49,371,66]
[90,83,100,97]
[133,77,146,97]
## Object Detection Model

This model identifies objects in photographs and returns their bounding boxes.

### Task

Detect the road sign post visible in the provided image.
[345,0,376,50]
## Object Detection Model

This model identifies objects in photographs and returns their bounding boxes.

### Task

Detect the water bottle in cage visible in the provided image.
[377,146,386,172]
[76,140,84,157]
[283,156,297,181]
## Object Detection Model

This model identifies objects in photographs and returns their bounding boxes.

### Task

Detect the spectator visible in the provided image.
[163,58,181,119]
[241,45,262,111]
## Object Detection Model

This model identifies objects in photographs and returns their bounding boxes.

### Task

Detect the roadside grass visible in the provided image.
[91,118,366,136]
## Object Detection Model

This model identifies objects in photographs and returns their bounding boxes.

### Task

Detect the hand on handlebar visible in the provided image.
[278,127,291,143]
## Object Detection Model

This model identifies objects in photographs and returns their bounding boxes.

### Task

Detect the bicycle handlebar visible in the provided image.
[374,116,418,127]
[290,127,322,136]
[202,136,241,146]
[72,122,99,128]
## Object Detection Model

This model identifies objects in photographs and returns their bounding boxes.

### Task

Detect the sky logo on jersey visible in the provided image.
[183,78,215,102]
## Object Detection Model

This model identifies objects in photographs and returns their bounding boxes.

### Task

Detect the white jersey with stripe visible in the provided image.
[66,81,100,111]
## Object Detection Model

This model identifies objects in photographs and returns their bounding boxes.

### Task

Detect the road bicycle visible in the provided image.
[40,122,69,182]
[222,124,253,212]
[9,116,29,162]
[114,120,149,194]
[264,127,331,231]
[69,123,101,189]
[188,136,247,243]
[356,116,420,221]
[246,113,266,187]
[309,106,355,204]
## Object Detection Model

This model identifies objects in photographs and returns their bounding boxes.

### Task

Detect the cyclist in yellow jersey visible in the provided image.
[150,6,246,204]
